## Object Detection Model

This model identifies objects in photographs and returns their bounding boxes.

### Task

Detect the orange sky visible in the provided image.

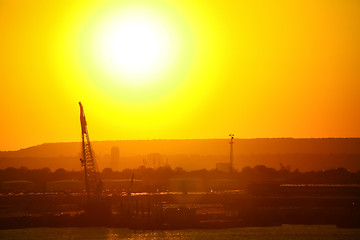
[1,0,360,151]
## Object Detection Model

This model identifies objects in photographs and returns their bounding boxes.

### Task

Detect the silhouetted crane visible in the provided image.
[79,102,102,196]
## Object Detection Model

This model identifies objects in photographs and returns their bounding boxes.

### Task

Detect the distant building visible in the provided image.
[169,178,205,193]
[144,153,164,169]
[216,163,230,172]
[1,180,34,193]
[46,180,85,193]
[102,179,144,192]
[208,179,238,191]
[110,146,120,170]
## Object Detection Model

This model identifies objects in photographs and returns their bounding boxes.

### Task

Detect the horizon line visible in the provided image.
[2,136,360,152]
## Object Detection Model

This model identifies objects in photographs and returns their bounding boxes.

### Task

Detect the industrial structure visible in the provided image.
[79,102,102,196]
[79,102,110,218]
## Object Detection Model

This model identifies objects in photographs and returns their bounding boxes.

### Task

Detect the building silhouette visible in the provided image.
[109,146,120,170]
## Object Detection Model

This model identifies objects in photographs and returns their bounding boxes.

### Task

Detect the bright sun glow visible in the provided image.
[92,10,175,86]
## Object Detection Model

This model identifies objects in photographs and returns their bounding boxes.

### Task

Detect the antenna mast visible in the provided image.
[229,134,234,173]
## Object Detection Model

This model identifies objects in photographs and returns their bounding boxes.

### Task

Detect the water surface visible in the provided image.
[1,225,360,240]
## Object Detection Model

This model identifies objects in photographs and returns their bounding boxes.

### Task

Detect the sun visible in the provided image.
[58,3,195,105]
[91,9,176,86]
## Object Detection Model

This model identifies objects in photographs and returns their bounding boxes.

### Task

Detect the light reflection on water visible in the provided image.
[1,225,360,240]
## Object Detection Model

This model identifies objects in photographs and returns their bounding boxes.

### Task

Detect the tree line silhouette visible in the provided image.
[1,165,360,188]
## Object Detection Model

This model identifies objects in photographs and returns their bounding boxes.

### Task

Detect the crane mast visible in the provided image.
[79,102,102,196]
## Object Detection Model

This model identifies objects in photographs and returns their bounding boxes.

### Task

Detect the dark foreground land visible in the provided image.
[1,184,360,229]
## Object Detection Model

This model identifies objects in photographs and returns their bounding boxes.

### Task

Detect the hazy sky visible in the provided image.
[1,0,359,151]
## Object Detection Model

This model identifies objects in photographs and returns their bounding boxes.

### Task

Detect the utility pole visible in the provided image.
[229,134,234,173]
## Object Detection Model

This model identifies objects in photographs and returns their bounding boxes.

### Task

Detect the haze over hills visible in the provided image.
[0,138,359,172]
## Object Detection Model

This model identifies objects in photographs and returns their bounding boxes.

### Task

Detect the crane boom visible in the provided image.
[79,102,102,196]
